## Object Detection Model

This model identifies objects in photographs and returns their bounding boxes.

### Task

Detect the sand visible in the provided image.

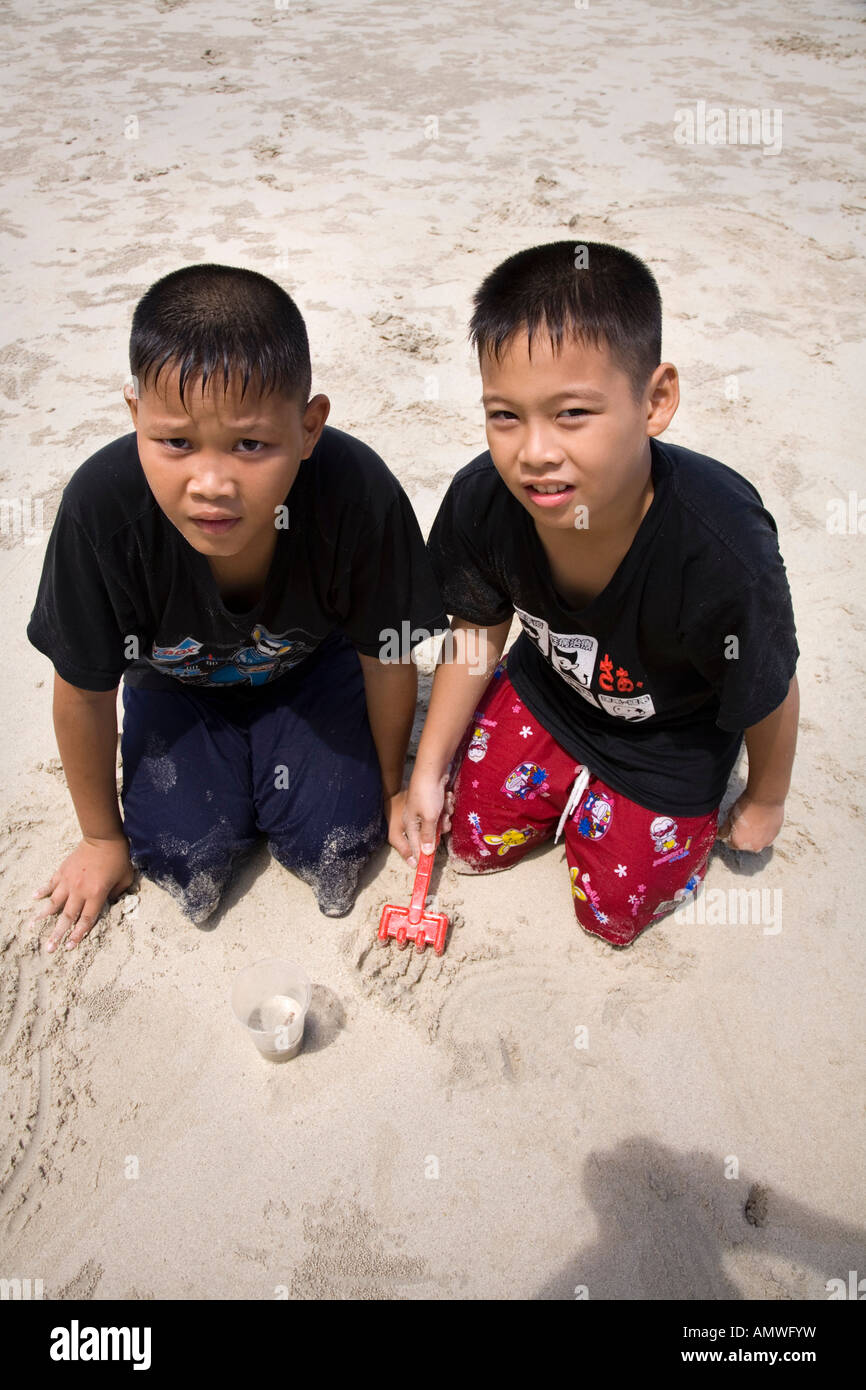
[2,0,865,1300]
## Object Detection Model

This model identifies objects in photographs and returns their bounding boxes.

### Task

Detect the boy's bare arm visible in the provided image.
[717,673,799,852]
[52,673,125,839]
[356,654,420,862]
[414,616,512,777]
[404,615,513,862]
[356,655,418,800]
[32,673,134,955]
[743,673,799,803]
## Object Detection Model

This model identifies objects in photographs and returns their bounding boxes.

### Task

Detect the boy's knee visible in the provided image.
[272,808,386,916]
[154,867,225,924]
[131,842,235,925]
[293,857,362,918]
[445,841,509,875]
[573,911,642,948]
[130,816,254,920]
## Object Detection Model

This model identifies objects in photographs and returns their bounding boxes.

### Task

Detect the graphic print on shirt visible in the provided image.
[550,633,601,706]
[513,606,550,657]
[595,651,656,722]
[514,606,597,706]
[149,622,318,688]
[513,604,656,721]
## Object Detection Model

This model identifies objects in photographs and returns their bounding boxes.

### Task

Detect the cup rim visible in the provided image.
[230,956,313,1025]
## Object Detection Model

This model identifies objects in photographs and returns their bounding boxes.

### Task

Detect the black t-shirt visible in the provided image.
[27,426,449,701]
[426,437,800,816]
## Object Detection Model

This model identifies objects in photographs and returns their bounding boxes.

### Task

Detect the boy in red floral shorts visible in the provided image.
[401,241,800,948]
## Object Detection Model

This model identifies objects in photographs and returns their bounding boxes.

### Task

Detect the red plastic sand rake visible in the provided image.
[377,828,449,956]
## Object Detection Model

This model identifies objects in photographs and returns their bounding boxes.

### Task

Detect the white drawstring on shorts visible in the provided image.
[555,765,590,845]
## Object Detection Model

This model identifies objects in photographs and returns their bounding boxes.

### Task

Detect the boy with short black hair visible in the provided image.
[28,263,447,951]
[403,241,799,947]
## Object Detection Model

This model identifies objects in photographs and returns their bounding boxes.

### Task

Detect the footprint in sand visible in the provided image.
[431,960,575,1092]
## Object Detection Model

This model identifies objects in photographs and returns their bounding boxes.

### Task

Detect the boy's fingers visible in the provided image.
[390,827,414,864]
[32,875,59,900]
[46,889,84,939]
[62,897,87,936]
[33,885,66,924]
[67,911,98,948]
[419,817,440,856]
[403,787,445,867]
[45,909,77,954]
[403,815,421,868]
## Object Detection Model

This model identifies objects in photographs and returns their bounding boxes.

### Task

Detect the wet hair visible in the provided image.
[129,263,312,407]
[468,240,662,402]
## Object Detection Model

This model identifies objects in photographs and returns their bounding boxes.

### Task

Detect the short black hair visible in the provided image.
[129,263,312,407]
[469,241,662,402]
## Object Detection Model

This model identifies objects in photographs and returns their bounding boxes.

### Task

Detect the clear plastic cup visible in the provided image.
[231,958,312,1063]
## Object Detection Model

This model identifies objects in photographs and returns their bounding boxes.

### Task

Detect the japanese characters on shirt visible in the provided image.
[512,604,656,722]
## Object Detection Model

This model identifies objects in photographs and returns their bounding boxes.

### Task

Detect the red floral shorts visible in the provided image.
[446,660,719,947]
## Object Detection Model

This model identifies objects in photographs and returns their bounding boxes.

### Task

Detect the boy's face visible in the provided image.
[480,328,677,536]
[124,365,329,567]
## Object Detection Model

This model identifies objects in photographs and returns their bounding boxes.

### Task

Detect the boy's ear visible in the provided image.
[645,363,679,437]
[123,377,139,424]
[300,392,330,457]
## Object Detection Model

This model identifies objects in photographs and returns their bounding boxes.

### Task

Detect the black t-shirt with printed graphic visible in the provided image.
[27,426,449,701]
[426,437,799,816]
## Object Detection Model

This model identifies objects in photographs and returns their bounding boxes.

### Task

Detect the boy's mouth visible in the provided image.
[191,516,241,535]
[523,481,575,508]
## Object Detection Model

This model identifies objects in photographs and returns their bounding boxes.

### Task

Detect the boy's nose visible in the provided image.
[516,421,565,467]
[188,452,238,492]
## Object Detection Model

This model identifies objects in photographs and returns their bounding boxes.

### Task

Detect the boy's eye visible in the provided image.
[158,438,266,452]
[487,408,590,421]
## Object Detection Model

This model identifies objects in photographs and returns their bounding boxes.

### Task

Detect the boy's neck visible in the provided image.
[206,527,279,596]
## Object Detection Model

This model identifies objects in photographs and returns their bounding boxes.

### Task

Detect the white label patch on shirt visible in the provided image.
[597,692,656,721]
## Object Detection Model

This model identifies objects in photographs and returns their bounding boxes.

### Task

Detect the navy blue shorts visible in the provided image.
[119,631,388,923]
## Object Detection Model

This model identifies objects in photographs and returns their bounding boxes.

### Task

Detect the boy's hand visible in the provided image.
[716,795,785,853]
[401,774,455,868]
[31,835,135,954]
[383,791,413,863]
